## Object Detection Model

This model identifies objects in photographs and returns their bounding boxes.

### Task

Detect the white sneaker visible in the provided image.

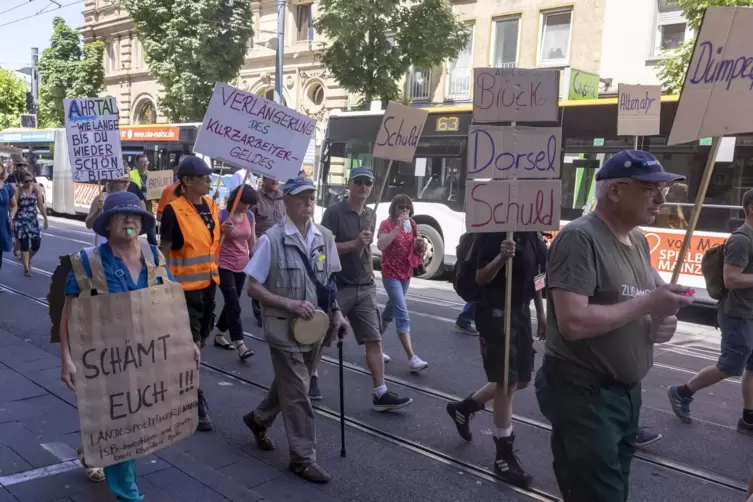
[383,352,391,363]
[409,356,428,373]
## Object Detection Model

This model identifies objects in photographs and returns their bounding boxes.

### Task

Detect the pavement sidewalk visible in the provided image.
[0,326,335,502]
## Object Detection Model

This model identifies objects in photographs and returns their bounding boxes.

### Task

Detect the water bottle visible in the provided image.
[403,219,411,233]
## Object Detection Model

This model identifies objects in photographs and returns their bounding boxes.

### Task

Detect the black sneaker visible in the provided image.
[493,434,533,488]
[197,389,213,432]
[635,427,663,447]
[309,376,322,401]
[289,462,332,484]
[446,397,483,443]
[372,390,413,412]
[243,412,276,451]
[737,417,753,435]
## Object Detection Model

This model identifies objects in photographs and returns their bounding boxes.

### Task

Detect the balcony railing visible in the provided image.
[496,61,517,69]
[406,68,432,101]
[445,65,472,100]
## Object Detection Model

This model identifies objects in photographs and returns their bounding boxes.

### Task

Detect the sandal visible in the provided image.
[77,448,105,482]
[214,333,234,350]
[237,343,254,361]
[24,271,31,277]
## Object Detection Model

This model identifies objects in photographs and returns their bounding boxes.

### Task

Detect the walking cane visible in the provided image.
[337,336,346,457]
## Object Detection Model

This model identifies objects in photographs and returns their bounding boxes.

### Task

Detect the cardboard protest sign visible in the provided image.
[372,101,429,162]
[64,97,124,183]
[668,7,753,145]
[617,84,661,136]
[467,125,561,179]
[146,170,174,200]
[69,277,198,467]
[473,68,559,123]
[194,83,316,181]
[465,179,561,233]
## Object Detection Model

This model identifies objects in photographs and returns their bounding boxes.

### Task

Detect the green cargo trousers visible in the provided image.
[535,356,641,502]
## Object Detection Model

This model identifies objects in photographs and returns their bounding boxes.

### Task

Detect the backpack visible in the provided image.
[453,233,481,302]
[701,230,747,300]
[47,254,73,344]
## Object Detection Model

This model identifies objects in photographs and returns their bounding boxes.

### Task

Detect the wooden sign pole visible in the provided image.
[368,160,394,232]
[219,169,252,247]
[502,228,514,395]
[670,136,722,284]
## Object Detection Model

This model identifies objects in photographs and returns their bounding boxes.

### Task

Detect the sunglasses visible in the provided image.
[397,204,411,210]
[353,178,373,186]
[190,175,212,182]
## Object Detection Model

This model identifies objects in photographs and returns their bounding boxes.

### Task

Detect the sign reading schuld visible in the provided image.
[372,101,429,163]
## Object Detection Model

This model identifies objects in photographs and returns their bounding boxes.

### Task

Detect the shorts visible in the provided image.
[325,284,382,346]
[716,309,753,377]
[18,237,41,252]
[476,303,534,385]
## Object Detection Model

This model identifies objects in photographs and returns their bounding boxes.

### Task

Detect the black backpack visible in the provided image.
[701,230,748,300]
[453,233,481,302]
[47,254,72,344]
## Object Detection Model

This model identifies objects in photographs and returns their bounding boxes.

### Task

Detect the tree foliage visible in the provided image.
[0,69,27,130]
[315,0,470,105]
[122,0,254,122]
[37,17,105,128]
[657,0,753,93]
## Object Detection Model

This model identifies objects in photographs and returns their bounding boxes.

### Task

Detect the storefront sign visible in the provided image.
[372,101,428,162]
[567,68,600,101]
[668,7,753,145]
[617,84,661,136]
[146,170,174,200]
[120,126,180,142]
[473,68,559,123]
[465,179,561,232]
[467,125,561,179]
[194,83,316,181]
[64,96,125,182]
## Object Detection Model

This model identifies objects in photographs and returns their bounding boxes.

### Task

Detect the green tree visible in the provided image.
[122,0,254,122]
[315,0,470,106]
[657,0,753,93]
[37,17,105,128]
[0,69,27,130]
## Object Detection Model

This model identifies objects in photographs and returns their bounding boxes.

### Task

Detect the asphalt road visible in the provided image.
[0,214,748,502]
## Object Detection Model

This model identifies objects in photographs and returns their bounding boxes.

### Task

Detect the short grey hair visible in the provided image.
[595,177,632,200]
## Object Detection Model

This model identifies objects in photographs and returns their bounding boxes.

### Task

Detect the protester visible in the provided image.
[156,163,181,223]
[243,175,346,484]
[59,191,199,501]
[86,175,141,246]
[668,188,753,431]
[315,166,412,409]
[377,194,428,372]
[454,302,478,335]
[215,184,257,360]
[536,150,693,501]
[0,162,17,271]
[252,176,286,326]
[159,155,220,432]
[12,170,47,277]
[446,231,547,488]
[129,155,158,245]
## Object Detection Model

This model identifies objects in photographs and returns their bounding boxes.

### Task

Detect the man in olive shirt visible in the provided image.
[669,189,753,432]
[536,150,693,501]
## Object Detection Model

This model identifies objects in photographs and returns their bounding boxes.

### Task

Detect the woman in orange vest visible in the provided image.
[159,155,220,432]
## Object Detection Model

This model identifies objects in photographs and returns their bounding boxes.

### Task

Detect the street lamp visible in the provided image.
[254,0,286,105]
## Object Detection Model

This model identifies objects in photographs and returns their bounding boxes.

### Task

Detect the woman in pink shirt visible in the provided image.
[377,195,428,373]
[215,185,257,360]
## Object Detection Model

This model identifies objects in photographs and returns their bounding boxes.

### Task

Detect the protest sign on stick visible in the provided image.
[146,170,174,200]
[473,68,559,123]
[69,279,199,467]
[617,84,661,137]
[194,83,316,182]
[64,97,124,183]
[467,125,561,179]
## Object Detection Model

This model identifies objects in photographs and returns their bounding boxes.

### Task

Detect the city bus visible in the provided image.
[317,96,746,306]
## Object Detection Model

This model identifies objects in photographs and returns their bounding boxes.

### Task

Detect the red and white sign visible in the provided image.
[74,183,101,208]
[120,126,180,142]
[465,179,561,233]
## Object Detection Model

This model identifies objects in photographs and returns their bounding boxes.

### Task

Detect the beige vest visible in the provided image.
[261,222,335,352]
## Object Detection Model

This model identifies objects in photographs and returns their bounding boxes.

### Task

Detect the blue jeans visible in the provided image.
[456,302,475,328]
[381,277,411,334]
[104,460,143,501]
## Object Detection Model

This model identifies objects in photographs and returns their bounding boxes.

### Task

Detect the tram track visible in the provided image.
[0,278,747,497]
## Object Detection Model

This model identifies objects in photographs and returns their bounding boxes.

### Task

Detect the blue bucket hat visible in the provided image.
[596,150,685,183]
[350,166,375,180]
[93,191,156,238]
[283,175,316,196]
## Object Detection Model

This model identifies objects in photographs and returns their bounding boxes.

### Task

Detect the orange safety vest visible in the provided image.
[167,195,221,291]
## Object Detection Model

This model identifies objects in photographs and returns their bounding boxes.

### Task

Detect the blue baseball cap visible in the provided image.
[177,155,212,178]
[283,175,316,196]
[596,150,685,183]
[350,166,374,180]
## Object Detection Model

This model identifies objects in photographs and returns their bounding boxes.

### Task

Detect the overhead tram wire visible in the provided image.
[0,0,84,28]
[0,0,41,17]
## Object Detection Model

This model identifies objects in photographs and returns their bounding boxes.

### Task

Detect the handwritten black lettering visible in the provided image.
[375,116,423,148]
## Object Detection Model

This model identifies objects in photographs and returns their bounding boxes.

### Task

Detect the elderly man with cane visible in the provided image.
[536,151,694,501]
[243,175,347,484]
